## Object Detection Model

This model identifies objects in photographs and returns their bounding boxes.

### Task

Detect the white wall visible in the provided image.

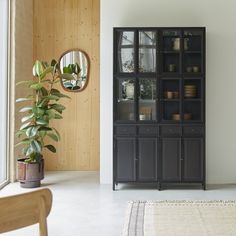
[100,0,236,184]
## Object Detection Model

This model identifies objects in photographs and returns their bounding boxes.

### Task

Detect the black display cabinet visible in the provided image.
[113,27,205,190]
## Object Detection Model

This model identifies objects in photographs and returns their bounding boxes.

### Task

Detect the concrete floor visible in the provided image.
[1,171,236,236]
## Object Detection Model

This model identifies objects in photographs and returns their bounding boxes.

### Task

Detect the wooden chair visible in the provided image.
[0,188,52,236]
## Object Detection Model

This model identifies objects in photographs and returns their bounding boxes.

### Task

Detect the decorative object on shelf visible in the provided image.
[59,49,89,92]
[16,59,71,188]
[173,91,179,99]
[168,64,176,72]
[122,80,134,99]
[172,113,180,121]
[184,38,189,50]
[193,66,200,73]
[184,85,197,98]
[164,91,173,99]
[128,113,134,120]
[139,114,146,120]
[164,91,179,99]
[186,66,192,73]
[184,113,192,120]
[172,38,180,51]
[140,107,152,120]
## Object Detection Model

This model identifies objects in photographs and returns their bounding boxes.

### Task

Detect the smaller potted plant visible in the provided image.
[16,59,74,188]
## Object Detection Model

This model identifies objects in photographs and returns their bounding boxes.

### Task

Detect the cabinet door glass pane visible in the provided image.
[183,30,203,73]
[117,31,135,73]
[116,79,135,121]
[139,78,156,121]
[139,31,156,72]
[162,30,181,73]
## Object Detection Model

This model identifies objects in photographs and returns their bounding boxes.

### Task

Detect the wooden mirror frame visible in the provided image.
[58,48,90,92]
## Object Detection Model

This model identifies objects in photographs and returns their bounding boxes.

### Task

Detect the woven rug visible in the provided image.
[123,200,236,236]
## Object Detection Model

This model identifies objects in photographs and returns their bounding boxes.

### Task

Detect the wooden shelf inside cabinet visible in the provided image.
[162,51,180,54]
[161,99,180,102]
[183,98,202,102]
[183,73,203,77]
[184,51,201,54]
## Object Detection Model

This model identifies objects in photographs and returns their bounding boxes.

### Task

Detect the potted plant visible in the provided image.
[15,59,73,188]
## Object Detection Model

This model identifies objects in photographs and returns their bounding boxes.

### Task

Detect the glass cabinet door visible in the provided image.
[162,30,181,74]
[183,30,203,74]
[117,31,135,73]
[116,78,135,121]
[139,31,156,73]
[139,78,157,121]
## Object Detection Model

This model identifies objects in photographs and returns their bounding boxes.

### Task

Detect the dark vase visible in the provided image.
[17,158,44,188]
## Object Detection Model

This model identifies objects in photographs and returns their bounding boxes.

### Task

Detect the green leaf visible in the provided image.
[38,127,52,132]
[51,59,57,67]
[54,113,63,119]
[15,138,31,146]
[47,133,59,142]
[52,128,61,141]
[32,107,44,116]
[34,60,44,77]
[30,83,43,90]
[40,66,54,79]
[45,144,56,153]
[31,140,42,153]
[50,89,70,99]
[75,62,81,74]
[51,88,60,93]
[16,80,34,86]
[63,66,72,74]
[16,97,32,103]
[46,95,60,100]
[58,73,75,80]
[42,61,49,69]
[20,122,31,130]
[25,146,34,156]
[21,113,34,123]
[36,119,48,125]
[45,110,55,119]
[16,130,25,138]
[19,106,33,113]
[26,126,40,137]
[50,104,65,113]
[40,87,48,96]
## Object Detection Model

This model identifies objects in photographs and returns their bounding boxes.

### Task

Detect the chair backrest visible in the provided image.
[0,188,52,236]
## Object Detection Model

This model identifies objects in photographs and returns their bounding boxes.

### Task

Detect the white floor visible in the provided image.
[1,171,236,236]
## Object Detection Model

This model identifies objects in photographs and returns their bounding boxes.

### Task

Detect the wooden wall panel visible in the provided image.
[33,0,100,170]
[12,0,33,180]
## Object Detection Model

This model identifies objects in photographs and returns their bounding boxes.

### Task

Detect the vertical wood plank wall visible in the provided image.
[12,0,33,180]
[33,0,100,170]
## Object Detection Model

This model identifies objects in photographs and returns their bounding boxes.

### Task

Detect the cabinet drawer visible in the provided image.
[138,126,158,135]
[160,126,181,136]
[114,126,136,135]
[183,126,204,136]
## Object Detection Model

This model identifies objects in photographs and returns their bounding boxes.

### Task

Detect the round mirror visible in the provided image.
[59,49,89,92]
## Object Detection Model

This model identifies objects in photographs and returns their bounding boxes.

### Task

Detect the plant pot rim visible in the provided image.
[17,158,44,164]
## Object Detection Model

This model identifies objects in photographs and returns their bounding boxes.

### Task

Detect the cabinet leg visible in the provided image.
[113,182,116,191]
[202,183,206,190]
[158,182,162,191]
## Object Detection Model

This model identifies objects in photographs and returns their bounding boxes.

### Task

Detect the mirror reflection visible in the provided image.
[59,50,89,91]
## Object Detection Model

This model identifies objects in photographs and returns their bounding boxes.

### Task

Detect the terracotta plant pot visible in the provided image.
[17,158,44,188]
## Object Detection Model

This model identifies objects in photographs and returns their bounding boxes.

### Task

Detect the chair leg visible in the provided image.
[39,197,48,236]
